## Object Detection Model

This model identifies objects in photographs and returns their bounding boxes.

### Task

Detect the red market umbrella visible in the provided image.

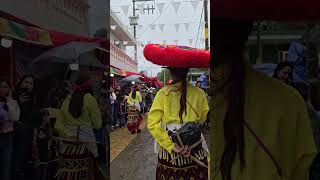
[212,0,320,21]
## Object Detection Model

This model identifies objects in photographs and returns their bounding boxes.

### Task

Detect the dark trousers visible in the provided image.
[0,132,13,180]
[111,103,116,126]
[120,114,126,127]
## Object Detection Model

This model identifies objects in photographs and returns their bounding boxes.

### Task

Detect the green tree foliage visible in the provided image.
[157,69,171,84]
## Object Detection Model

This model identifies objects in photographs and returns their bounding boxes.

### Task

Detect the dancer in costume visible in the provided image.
[145,44,210,180]
[127,85,143,134]
[52,73,102,180]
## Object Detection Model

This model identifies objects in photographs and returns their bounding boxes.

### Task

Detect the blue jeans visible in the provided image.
[120,114,126,127]
[111,103,116,126]
[0,132,13,180]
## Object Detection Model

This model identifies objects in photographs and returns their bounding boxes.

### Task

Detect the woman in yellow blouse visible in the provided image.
[53,73,102,157]
[211,18,317,180]
[148,68,209,180]
[127,85,143,134]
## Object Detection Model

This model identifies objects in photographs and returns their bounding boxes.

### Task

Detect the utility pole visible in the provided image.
[133,0,137,62]
[203,0,209,50]
[131,0,155,62]
[256,21,263,64]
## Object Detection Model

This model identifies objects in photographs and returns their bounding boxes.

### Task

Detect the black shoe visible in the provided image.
[131,131,136,134]
[137,129,141,133]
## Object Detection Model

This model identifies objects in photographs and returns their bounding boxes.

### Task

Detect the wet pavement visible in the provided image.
[110,116,210,180]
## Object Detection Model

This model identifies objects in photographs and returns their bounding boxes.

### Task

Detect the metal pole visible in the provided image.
[203,0,209,50]
[256,21,262,64]
[133,0,138,62]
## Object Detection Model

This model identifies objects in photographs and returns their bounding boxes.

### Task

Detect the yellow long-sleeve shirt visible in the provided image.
[211,65,317,180]
[148,82,209,153]
[127,91,142,105]
[52,93,102,137]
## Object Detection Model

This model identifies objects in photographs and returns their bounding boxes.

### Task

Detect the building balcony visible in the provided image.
[110,42,138,73]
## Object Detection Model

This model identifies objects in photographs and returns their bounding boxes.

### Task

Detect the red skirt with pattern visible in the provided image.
[156,157,208,180]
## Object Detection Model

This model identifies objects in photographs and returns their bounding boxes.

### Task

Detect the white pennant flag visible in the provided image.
[159,24,165,32]
[174,40,179,45]
[137,25,143,30]
[191,1,200,11]
[188,39,193,46]
[121,5,130,16]
[162,40,167,44]
[111,25,117,31]
[149,24,156,30]
[174,24,180,32]
[184,23,190,31]
[171,2,181,14]
[138,4,144,14]
[157,3,166,14]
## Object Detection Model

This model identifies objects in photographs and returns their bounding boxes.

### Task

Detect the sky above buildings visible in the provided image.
[110,0,208,76]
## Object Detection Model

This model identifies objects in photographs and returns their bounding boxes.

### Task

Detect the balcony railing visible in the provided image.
[110,42,138,72]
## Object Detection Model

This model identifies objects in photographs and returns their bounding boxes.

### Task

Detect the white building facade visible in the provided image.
[0,0,90,35]
[110,10,138,73]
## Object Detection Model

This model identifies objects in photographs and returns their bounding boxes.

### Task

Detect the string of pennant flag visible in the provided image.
[111,38,207,47]
[113,0,204,16]
[111,22,205,32]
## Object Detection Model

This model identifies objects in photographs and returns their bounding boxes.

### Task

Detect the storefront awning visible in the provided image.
[0,17,52,46]
[110,66,140,77]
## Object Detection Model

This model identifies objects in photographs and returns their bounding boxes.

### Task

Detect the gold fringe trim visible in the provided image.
[158,147,208,166]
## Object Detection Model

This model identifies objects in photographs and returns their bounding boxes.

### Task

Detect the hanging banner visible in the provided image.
[188,39,193,46]
[191,1,200,11]
[149,24,156,30]
[174,23,180,32]
[157,3,166,14]
[171,2,181,14]
[184,23,190,31]
[138,3,144,14]
[159,24,165,32]
[111,25,117,30]
[121,5,130,16]
[0,17,52,46]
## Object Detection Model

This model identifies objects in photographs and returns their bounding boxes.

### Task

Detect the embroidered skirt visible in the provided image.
[127,106,143,132]
[156,147,208,180]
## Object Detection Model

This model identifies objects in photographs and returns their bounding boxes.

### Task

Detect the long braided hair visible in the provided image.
[213,19,253,180]
[168,68,189,123]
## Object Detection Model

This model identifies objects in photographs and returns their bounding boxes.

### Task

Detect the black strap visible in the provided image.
[244,121,283,178]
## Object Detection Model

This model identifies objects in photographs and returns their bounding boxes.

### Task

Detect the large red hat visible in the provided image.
[143,44,210,68]
[213,0,320,21]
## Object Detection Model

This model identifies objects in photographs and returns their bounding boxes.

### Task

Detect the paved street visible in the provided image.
[110,115,210,180]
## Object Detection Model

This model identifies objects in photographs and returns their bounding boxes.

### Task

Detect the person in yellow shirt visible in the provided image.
[211,18,317,180]
[148,67,209,180]
[53,73,102,157]
[127,85,143,134]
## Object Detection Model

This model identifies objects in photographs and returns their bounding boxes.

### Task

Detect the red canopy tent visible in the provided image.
[212,0,320,21]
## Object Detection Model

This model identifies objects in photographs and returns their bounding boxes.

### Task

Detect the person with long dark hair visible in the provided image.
[148,68,209,180]
[12,75,41,180]
[127,85,143,134]
[211,19,316,180]
[54,73,102,142]
[0,78,20,180]
[272,61,294,85]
